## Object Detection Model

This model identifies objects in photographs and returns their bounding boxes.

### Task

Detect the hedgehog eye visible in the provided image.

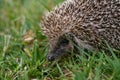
[60,38,69,46]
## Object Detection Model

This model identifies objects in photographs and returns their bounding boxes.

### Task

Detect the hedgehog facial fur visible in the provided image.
[47,33,94,61]
[47,33,74,61]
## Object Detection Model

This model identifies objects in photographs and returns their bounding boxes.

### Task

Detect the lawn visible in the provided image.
[0,0,120,80]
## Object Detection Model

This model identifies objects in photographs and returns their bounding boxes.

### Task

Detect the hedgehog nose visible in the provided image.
[48,55,55,61]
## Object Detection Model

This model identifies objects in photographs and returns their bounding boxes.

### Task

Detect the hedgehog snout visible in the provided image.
[48,54,55,61]
[47,49,65,61]
[47,46,69,61]
[47,44,74,61]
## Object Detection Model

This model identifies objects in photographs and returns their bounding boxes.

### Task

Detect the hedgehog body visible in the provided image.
[42,0,120,61]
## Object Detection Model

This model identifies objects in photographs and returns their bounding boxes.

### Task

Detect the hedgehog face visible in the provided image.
[48,33,74,61]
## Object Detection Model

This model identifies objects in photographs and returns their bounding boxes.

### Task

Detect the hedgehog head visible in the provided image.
[48,33,75,61]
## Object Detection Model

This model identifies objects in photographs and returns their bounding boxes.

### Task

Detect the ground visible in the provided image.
[0,0,120,80]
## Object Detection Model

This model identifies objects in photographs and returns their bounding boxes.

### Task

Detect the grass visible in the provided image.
[0,0,120,80]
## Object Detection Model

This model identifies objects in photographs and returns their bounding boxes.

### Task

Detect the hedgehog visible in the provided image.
[41,0,120,61]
